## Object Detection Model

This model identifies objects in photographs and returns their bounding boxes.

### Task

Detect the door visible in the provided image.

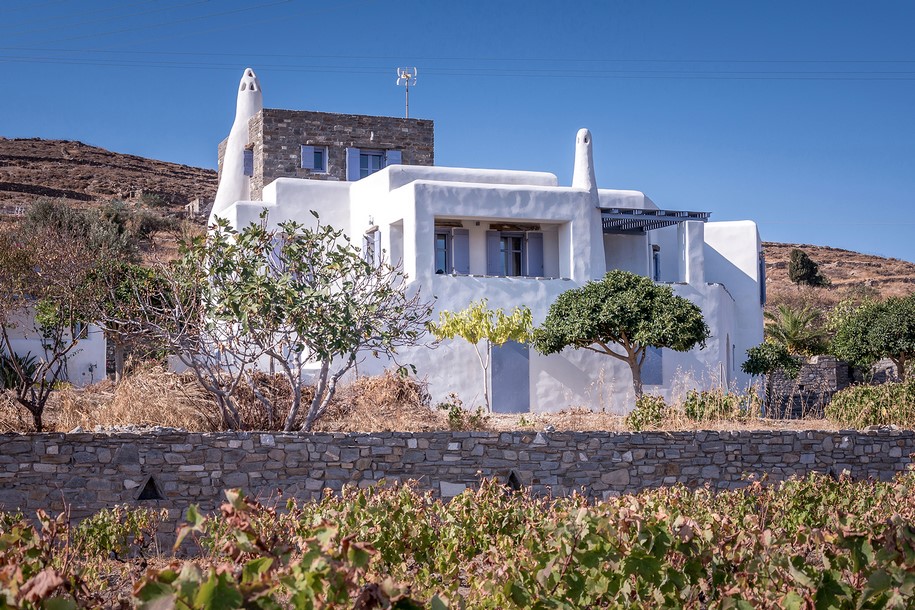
[490,341,530,413]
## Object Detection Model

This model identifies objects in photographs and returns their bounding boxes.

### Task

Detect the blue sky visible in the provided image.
[2,1,914,262]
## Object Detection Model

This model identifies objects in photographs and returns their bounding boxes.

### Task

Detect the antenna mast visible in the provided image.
[396,67,417,118]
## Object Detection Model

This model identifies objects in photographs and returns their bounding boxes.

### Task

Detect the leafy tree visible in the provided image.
[764,304,827,355]
[0,226,110,431]
[741,342,801,412]
[831,294,915,381]
[428,300,533,412]
[91,262,169,382]
[121,213,432,431]
[533,270,710,399]
[788,248,829,287]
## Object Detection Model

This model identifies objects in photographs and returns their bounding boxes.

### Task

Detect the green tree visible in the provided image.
[764,304,827,355]
[741,342,801,413]
[788,248,828,287]
[533,270,709,399]
[831,295,915,381]
[428,300,533,412]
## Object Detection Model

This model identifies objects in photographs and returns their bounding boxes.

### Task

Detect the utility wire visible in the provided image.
[3,54,915,81]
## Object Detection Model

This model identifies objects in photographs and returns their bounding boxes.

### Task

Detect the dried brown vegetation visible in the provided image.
[40,367,447,433]
[48,366,220,432]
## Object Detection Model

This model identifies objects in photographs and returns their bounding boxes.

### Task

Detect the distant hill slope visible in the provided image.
[763,242,915,307]
[0,137,216,216]
[1,138,912,303]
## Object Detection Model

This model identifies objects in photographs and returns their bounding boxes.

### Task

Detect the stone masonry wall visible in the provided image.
[1,430,912,527]
[770,356,855,418]
[216,109,434,200]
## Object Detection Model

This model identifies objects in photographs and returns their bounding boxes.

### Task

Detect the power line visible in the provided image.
[3,54,915,81]
[2,44,915,65]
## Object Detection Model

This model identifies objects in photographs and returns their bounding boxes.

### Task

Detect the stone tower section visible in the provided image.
[219,109,434,201]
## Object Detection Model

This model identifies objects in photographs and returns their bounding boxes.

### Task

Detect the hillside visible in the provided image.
[0,137,216,217]
[1,138,913,304]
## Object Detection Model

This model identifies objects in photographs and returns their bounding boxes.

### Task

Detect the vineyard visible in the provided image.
[2,474,915,608]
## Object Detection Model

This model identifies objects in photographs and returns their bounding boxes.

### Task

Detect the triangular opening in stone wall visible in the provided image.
[137,475,164,501]
[506,470,522,491]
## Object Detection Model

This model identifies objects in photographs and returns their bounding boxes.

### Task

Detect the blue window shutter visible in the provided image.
[526,232,544,277]
[385,149,402,166]
[300,145,314,169]
[486,231,501,276]
[345,147,361,181]
[452,228,469,274]
[642,347,663,385]
[759,253,767,305]
[373,230,382,267]
[242,149,253,176]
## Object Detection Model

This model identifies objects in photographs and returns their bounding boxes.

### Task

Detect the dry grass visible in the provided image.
[0,367,849,434]
[315,371,448,432]
[47,365,220,432]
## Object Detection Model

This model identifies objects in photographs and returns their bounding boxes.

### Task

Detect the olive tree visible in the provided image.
[533,270,710,398]
[831,294,915,381]
[428,300,533,412]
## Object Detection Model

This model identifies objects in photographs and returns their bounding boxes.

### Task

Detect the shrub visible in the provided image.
[682,388,760,422]
[825,379,915,428]
[625,394,667,430]
[436,392,488,430]
[788,248,829,287]
[70,505,166,560]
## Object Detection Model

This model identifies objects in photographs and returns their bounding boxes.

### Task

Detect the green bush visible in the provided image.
[683,388,761,422]
[826,379,915,428]
[625,394,667,431]
[70,505,165,560]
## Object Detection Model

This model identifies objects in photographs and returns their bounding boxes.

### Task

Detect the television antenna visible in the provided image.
[396,67,417,118]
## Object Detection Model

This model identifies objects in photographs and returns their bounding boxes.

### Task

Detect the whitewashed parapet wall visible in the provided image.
[1,430,912,522]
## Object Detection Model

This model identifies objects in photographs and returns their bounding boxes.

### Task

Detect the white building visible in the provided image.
[212,69,764,413]
[2,311,106,388]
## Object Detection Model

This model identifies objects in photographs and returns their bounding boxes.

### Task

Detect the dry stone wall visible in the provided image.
[1,429,912,523]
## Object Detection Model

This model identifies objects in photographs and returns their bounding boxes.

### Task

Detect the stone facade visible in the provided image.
[1,430,912,522]
[218,109,434,200]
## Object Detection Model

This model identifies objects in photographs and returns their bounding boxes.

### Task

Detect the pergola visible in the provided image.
[600,207,711,235]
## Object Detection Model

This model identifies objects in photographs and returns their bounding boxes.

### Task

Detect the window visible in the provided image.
[652,245,661,281]
[242,149,253,177]
[345,148,402,181]
[300,145,327,173]
[73,322,89,340]
[363,228,381,267]
[500,233,524,277]
[360,151,384,179]
[434,230,450,274]
[759,252,767,305]
[433,227,469,275]
[485,230,544,277]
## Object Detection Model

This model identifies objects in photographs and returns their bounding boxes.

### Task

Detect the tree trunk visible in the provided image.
[764,374,773,417]
[30,408,43,433]
[629,357,643,399]
[300,361,329,432]
[113,344,126,384]
[895,358,907,382]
